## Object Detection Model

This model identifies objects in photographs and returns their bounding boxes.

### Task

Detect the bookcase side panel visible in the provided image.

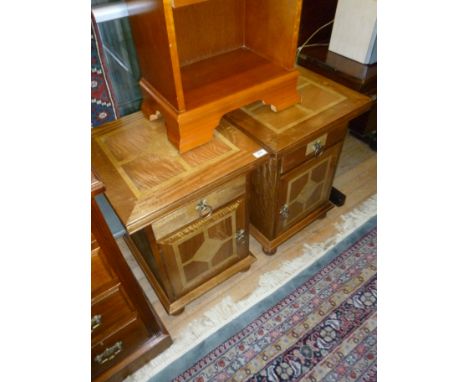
[245,0,303,70]
[126,0,185,109]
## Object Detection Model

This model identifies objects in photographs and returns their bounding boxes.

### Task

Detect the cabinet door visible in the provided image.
[276,143,342,235]
[157,197,248,299]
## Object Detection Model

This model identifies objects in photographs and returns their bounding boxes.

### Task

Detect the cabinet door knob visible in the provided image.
[313,141,324,157]
[196,199,213,218]
[280,204,289,218]
[94,341,123,365]
[91,314,102,332]
[236,229,246,243]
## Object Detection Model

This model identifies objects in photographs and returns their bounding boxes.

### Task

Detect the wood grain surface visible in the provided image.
[225,67,372,154]
[116,131,377,362]
[126,0,303,151]
[173,0,244,66]
[223,67,372,253]
[245,0,303,70]
[275,143,342,235]
[91,172,172,382]
[126,0,185,110]
[91,112,266,234]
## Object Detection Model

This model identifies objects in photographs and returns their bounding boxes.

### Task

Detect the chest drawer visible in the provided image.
[91,247,117,296]
[151,175,246,240]
[91,284,136,345]
[91,317,150,378]
[280,123,347,174]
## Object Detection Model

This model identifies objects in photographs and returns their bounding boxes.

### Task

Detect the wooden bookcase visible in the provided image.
[126,0,303,152]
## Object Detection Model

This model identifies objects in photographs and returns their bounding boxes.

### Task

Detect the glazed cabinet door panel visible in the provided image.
[156,197,248,299]
[276,143,342,235]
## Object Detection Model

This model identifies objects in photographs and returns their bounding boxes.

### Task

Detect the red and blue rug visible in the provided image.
[150,217,377,382]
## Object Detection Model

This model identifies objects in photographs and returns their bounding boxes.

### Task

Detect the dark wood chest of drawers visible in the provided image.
[91,173,172,381]
[225,67,372,254]
[92,114,267,315]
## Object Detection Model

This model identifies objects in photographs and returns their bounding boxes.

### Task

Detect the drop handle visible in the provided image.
[94,341,123,365]
[196,199,213,218]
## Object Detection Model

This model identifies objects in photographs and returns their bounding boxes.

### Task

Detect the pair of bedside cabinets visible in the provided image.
[91,68,371,379]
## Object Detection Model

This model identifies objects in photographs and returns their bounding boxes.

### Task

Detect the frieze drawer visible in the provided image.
[281,123,347,174]
[151,175,246,240]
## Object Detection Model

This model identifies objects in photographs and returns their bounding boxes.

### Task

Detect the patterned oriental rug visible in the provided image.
[150,216,377,382]
[91,16,118,127]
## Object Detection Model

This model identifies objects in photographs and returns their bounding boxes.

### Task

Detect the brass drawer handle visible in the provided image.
[280,204,289,218]
[196,199,213,218]
[313,142,324,157]
[94,341,123,365]
[91,314,102,332]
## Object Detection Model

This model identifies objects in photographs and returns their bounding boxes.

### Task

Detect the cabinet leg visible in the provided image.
[329,187,346,207]
[318,212,327,220]
[240,265,252,273]
[262,246,277,255]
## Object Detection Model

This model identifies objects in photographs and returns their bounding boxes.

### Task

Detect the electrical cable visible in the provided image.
[302,43,329,48]
[297,19,334,57]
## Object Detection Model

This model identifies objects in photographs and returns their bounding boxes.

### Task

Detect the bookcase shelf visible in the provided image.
[127,0,303,152]
[181,48,294,109]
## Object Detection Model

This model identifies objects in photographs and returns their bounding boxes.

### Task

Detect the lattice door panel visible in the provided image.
[276,144,341,235]
[156,198,247,298]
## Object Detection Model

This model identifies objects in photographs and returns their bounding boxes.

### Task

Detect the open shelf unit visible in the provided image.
[127,0,303,152]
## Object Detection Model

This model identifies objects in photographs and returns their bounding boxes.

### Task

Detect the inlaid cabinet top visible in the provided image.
[226,67,372,154]
[92,112,265,233]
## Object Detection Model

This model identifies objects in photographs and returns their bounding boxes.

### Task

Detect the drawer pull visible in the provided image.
[313,142,324,157]
[94,341,123,365]
[280,204,289,218]
[91,314,102,332]
[236,229,246,243]
[196,199,213,218]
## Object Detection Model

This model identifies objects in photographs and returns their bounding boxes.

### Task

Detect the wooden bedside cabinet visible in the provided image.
[91,172,172,382]
[92,112,267,315]
[225,67,372,254]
